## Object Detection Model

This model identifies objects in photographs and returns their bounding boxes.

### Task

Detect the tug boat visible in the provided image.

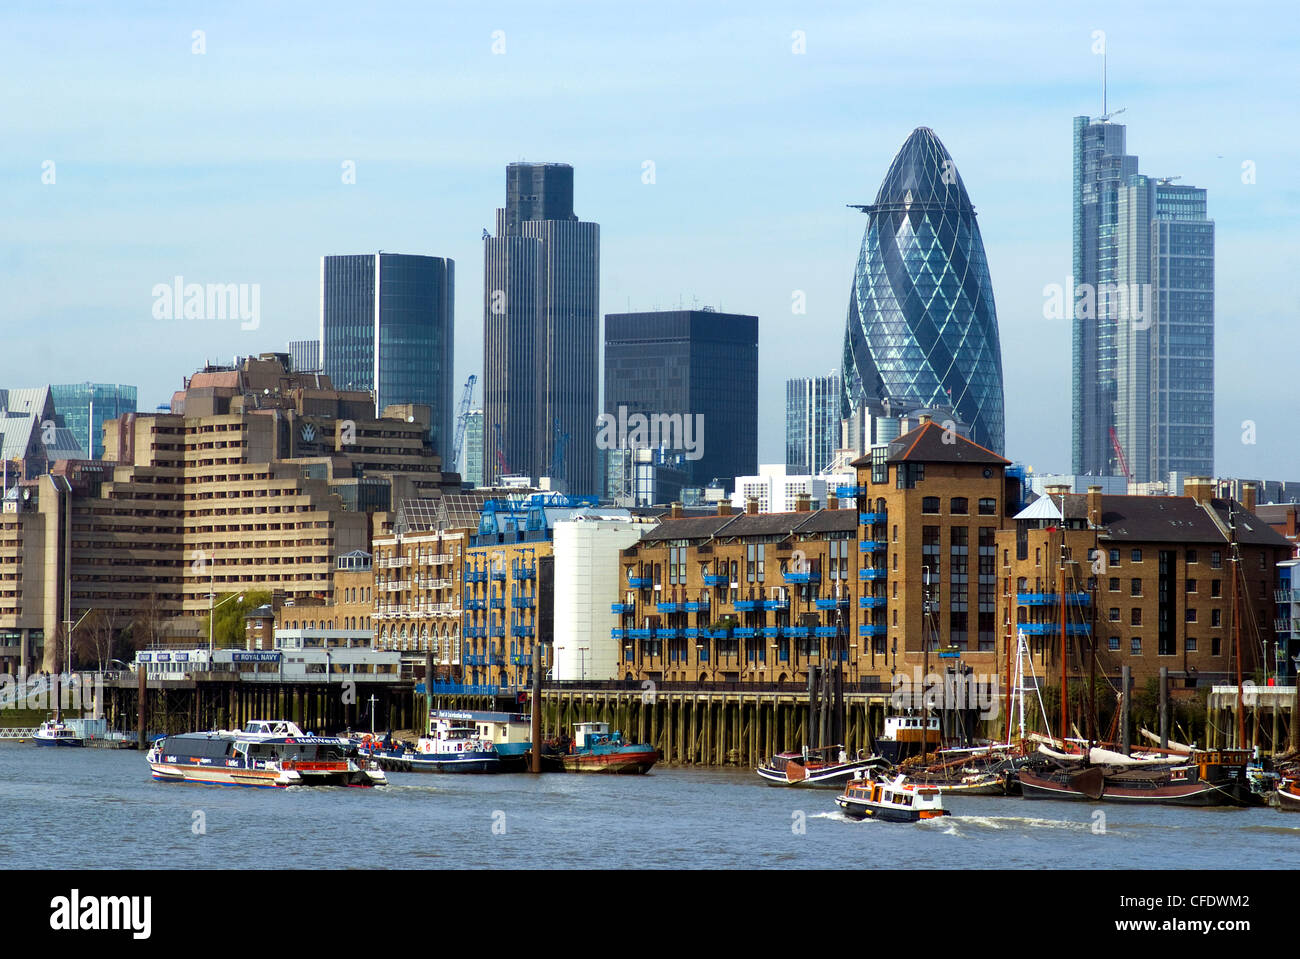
[34,719,84,747]
[835,774,949,822]
[370,717,500,773]
[873,713,941,765]
[146,720,386,788]
[554,722,657,774]
[756,745,889,787]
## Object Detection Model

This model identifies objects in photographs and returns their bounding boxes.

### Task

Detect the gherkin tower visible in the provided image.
[841,127,1005,454]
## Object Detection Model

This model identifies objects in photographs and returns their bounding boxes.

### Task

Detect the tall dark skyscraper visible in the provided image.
[319,253,455,459]
[1073,116,1214,483]
[483,162,599,493]
[603,309,757,493]
[841,127,1005,455]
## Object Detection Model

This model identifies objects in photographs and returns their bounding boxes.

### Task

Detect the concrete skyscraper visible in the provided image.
[1073,116,1214,483]
[841,128,1005,455]
[483,162,599,494]
[786,372,840,475]
[320,253,455,460]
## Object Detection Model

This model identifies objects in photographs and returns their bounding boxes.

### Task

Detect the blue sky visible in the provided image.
[3,1,1297,480]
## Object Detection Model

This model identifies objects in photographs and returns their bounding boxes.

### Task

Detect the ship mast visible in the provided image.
[1058,494,1068,746]
[1229,499,1244,749]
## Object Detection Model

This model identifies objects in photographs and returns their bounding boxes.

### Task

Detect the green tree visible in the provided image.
[198,591,272,648]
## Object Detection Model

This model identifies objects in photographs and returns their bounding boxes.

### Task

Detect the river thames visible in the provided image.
[1,743,1295,869]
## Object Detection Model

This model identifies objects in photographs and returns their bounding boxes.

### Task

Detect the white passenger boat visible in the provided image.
[34,719,83,747]
[371,717,500,773]
[146,719,387,788]
[835,774,949,822]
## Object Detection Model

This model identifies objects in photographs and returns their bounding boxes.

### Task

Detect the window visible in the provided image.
[1131,637,1142,655]
[1109,608,1120,622]
[1211,636,1221,656]
[1131,608,1142,626]
[1211,580,1221,598]
[1130,578,1142,597]
[1211,551,1222,569]
[1187,549,1198,564]
[1186,608,1197,623]
[1186,579,1197,593]
[1109,549,1120,566]
[898,462,924,489]
[1108,636,1120,651]
[1131,549,1143,563]
[871,446,887,485]
[1212,609,1221,627]
[892,524,898,542]
[1186,637,1197,652]
[978,498,997,515]
[922,497,940,514]
[1109,577,1120,592]
[951,497,968,515]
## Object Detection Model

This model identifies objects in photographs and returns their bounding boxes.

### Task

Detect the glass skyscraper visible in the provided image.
[319,253,455,459]
[464,409,484,486]
[786,372,840,475]
[483,163,599,495]
[1073,116,1214,483]
[50,383,137,459]
[840,127,1005,455]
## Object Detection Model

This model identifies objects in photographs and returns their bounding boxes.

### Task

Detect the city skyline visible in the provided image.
[3,3,1296,482]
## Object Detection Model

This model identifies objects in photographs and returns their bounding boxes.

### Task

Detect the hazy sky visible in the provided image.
[3,1,1297,481]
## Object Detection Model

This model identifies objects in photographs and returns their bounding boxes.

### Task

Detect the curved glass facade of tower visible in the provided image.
[840,127,1005,454]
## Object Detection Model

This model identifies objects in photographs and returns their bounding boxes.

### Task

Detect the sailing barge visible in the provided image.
[756,745,889,787]
[1018,744,1258,806]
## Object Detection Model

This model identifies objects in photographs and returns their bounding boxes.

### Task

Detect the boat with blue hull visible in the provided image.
[34,719,84,747]
[368,717,500,773]
[548,722,657,774]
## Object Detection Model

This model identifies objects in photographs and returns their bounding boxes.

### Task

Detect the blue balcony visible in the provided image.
[489,654,505,666]
[464,626,485,639]
[659,627,684,640]
[628,576,653,588]
[513,567,536,581]
[760,626,781,638]
[1017,592,1091,607]
[785,626,810,638]
[489,597,505,609]
[763,598,789,611]
[858,624,886,637]
[657,602,683,613]
[465,598,487,611]
[859,596,886,609]
[815,597,850,611]
[611,602,635,614]
[511,625,534,638]
[814,626,840,638]
[837,485,866,499]
[630,628,653,640]
[703,574,729,586]
[1017,622,1091,636]
[464,570,487,583]
[735,627,756,639]
[859,511,886,525]
[511,654,530,666]
[858,540,886,552]
[859,568,887,581]
[512,595,534,609]
[490,568,507,581]
[783,569,820,584]
[684,600,710,612]
[611,628,626,640]
[490,625,506,638]
[426,682,504,697]
[685,628,702,639]
[734,600,759,612]
[464,653,486,666]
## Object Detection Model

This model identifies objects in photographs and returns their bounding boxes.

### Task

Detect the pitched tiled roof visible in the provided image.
[1025,491,1292,548]
[874,421,1009,467]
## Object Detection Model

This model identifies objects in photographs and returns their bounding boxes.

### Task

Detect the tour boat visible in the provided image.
[553,722,657,774]
[370,717,500,773]
[146,720,387,788]
[756,745,889,787]
[34,719,84,747]
[835,774,949,822]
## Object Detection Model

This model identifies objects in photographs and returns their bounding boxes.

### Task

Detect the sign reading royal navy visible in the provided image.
[232,651,281,662]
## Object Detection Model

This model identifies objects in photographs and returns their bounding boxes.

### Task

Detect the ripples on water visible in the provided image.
[0,742,1293,869]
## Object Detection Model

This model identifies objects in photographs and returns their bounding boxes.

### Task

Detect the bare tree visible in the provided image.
[74,610,117,672]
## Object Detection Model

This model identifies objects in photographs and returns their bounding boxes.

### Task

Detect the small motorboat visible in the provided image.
[34,719,83,747]
[756,745,889,787]
[835,774,949,823]
[1274,776,1300,812]
[552,722,656,774]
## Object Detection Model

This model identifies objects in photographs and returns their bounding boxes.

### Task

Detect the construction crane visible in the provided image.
[1109,426,1133,485]
[493,422,508,481]
[449,374,477,473]
[550,419,569,481]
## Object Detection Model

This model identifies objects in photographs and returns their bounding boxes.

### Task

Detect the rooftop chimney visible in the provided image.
[746,496,759,515]
[717,500,732,517]
[669,501,683,519]
[1087,485,1102,528]
[828,492,839,510]
[1185,476,1214,506]
[795,492,811,513]
[1045,484,1071,498]
[1242,482,1257,514]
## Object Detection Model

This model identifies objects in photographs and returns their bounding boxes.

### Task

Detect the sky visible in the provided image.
[2,1,1297,481]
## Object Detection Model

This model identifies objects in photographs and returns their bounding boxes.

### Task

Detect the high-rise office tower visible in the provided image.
[288,339,321,373]
[1073,116,1214,482]
[841,127,1005,454]
[50,383,137,459]
[603,309,757,493]
[483,163,599,494]
[320,253,455,459]
[464,409,484,486]
[786,372,841,475]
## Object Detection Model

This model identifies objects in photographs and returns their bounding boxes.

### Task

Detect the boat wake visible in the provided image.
[810,810,878,824]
